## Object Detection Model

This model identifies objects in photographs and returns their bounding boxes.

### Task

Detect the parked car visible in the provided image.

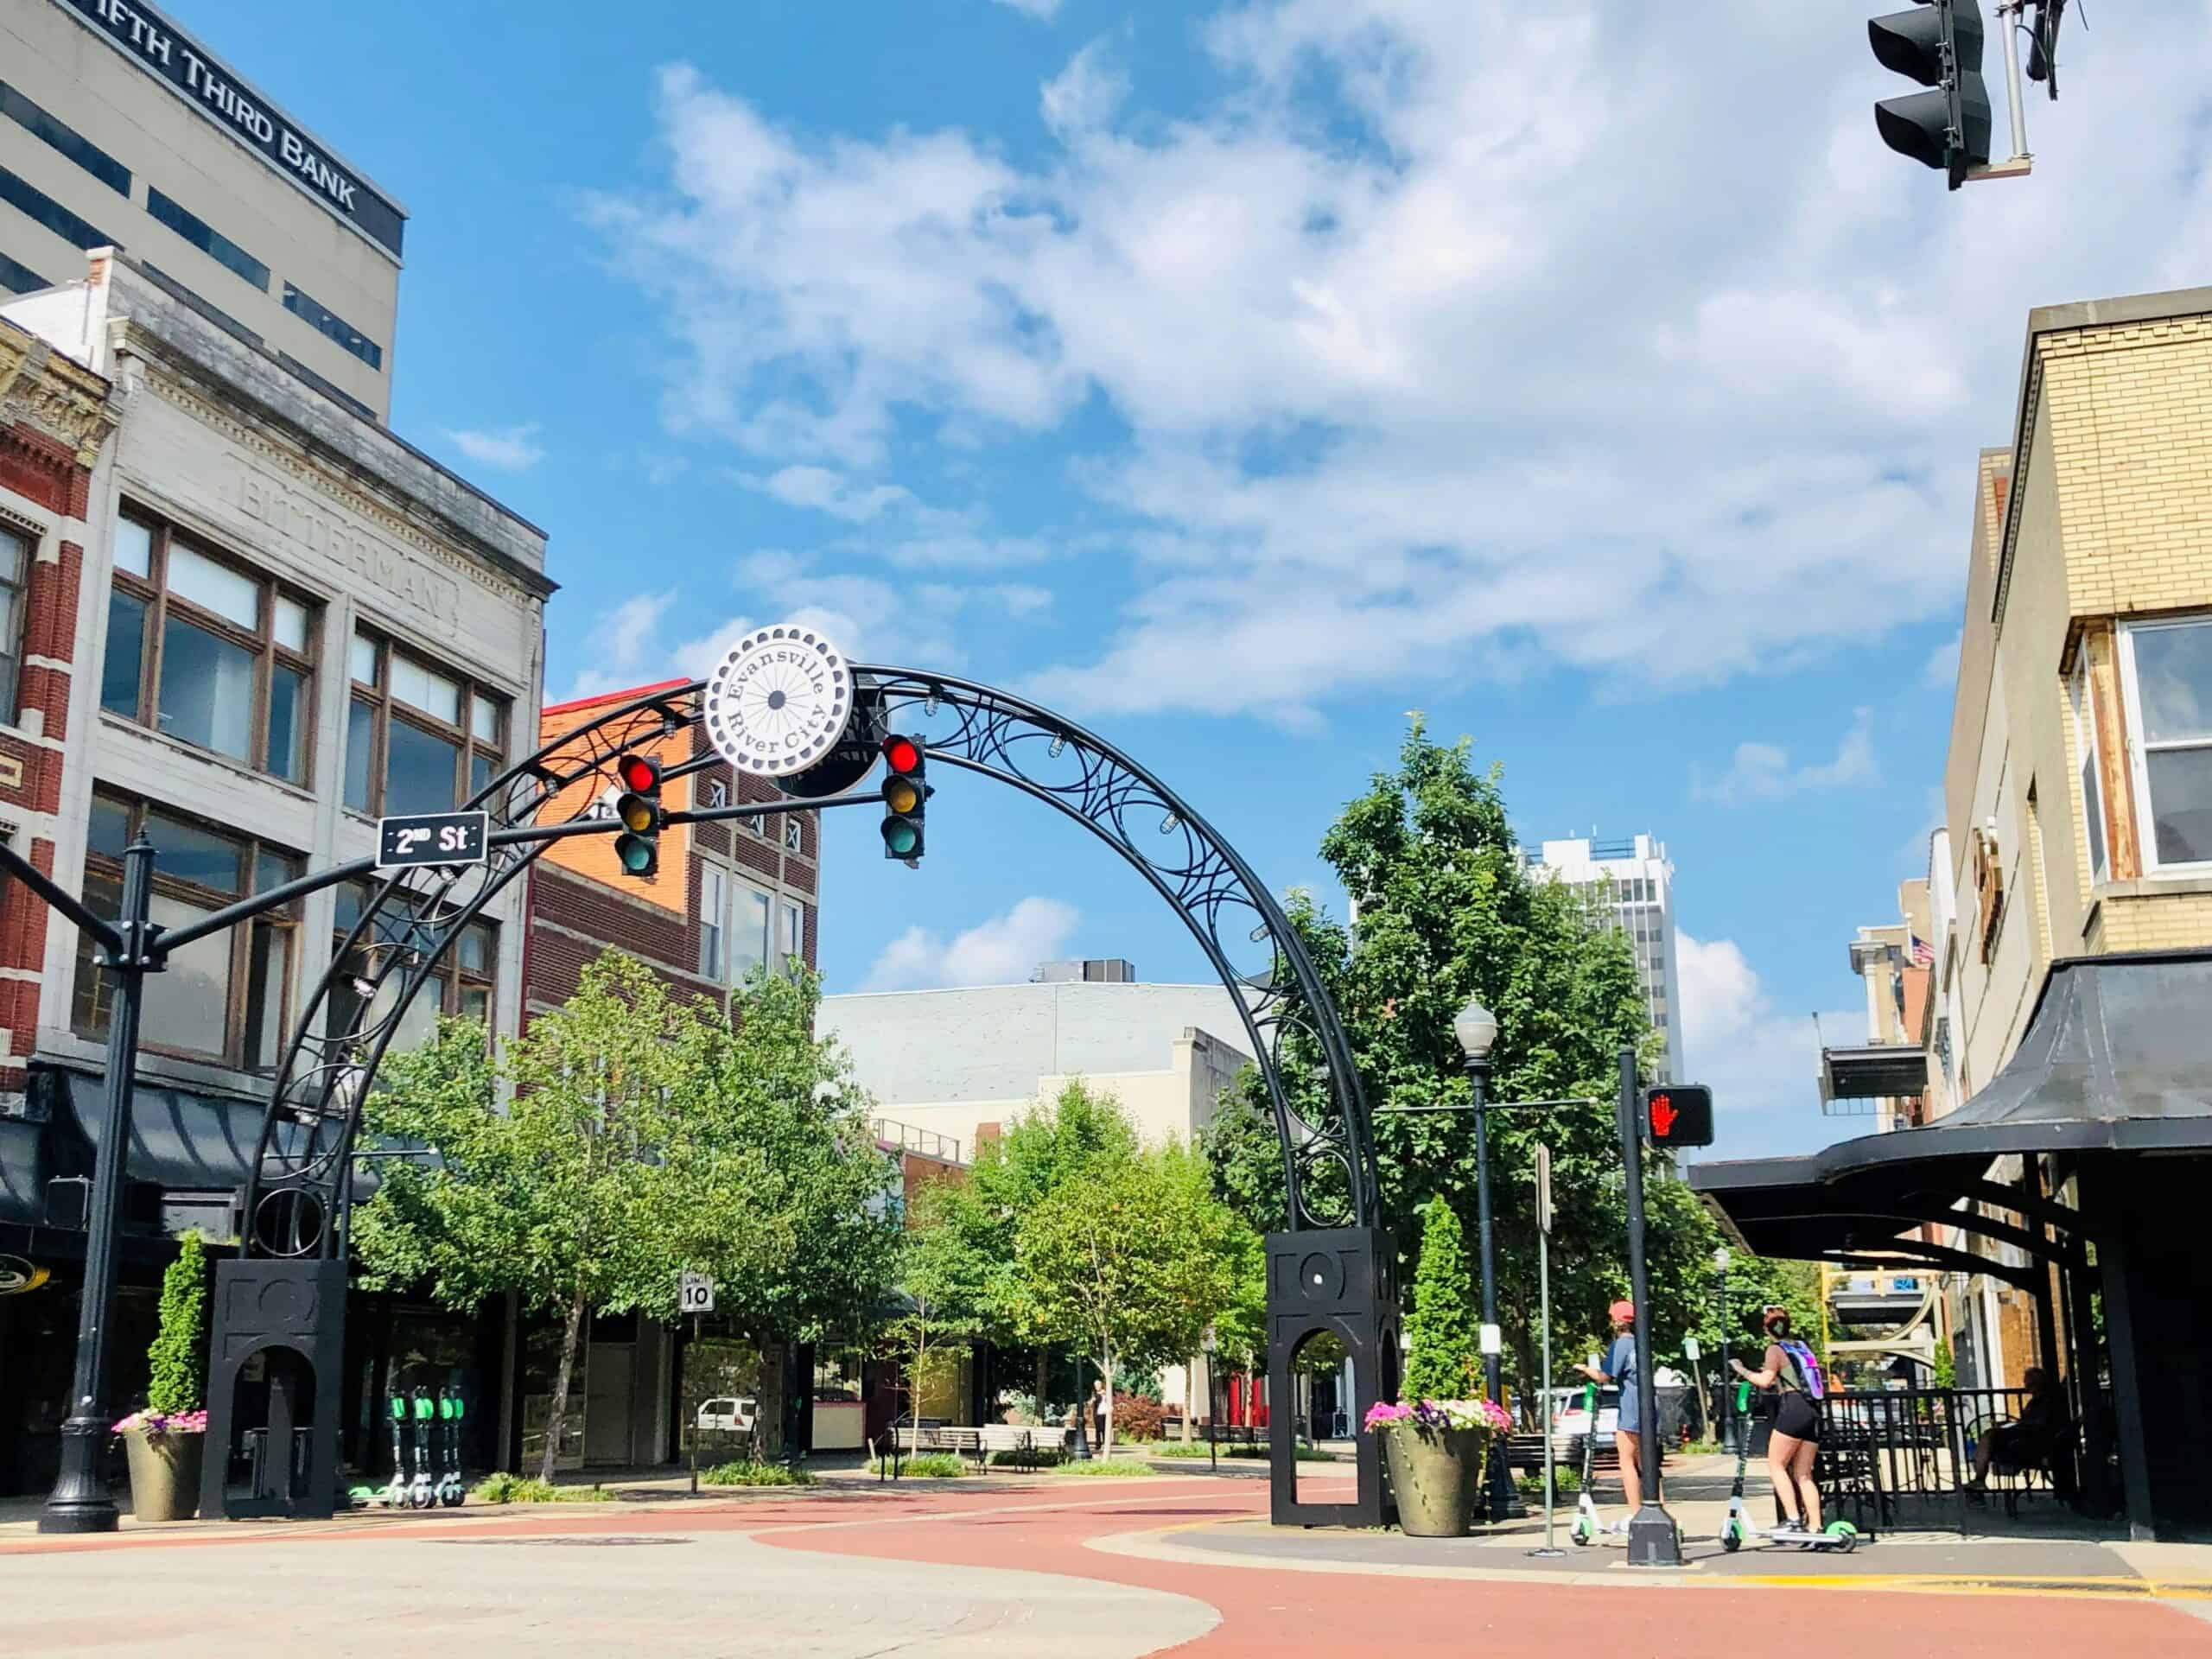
[1549,1384,1620,1441]
[696,1396,758,1434]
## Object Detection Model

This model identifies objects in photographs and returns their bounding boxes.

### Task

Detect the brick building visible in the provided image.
[0,306,117,1114]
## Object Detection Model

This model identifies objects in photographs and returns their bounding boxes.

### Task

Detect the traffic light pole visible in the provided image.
[1618,1045,1681,1567]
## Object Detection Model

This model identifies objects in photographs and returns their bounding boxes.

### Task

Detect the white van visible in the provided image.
[696,1396,758,1434]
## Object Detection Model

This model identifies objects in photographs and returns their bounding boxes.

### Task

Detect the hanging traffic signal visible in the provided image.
[880,734,930,863]
[1643,1084,1715,1151]
[1870,1,1992,190]
[611,752,664,879]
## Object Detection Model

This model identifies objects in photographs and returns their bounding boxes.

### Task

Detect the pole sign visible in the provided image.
[1535,1143,1552,1235]
[1682,1336,1700,1362]
[376,810,487,873]
[679,1270,715,1315]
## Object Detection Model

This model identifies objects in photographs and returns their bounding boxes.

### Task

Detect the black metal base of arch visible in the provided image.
[201,1257,346,1521]
[1267,1227,1398,1527]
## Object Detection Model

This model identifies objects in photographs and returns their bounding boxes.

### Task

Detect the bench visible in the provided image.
[888,1424,1039,1471]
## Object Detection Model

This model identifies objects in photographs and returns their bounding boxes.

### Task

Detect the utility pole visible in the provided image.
[1618,1045,1681,1567]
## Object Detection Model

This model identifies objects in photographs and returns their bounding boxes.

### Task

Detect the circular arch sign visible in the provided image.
[702,625,855,778]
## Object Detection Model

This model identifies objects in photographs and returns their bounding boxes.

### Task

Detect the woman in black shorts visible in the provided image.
[1730,1307,1823,1535]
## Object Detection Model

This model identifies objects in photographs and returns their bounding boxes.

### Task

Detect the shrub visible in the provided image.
[868,1452,966,1478]
[145,1231,208,1418]
[1403,1198,1480,1404]
[700,1459,812,1487]
[1516,1465,1581,1497]
[1053,1458,1157,1478]
[1148,1441,1330,1462]
[989,1446,1064,1469]
[1108,1392,1168,1443]
[470,1473,614,1504]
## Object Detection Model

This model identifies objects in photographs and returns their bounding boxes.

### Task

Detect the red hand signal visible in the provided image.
[1649,1094,1678,1138]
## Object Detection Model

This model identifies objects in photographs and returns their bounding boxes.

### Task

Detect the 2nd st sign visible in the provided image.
[376,810,488,873]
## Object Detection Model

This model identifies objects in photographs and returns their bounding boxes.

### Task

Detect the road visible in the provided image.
[6,1474,2209,1656]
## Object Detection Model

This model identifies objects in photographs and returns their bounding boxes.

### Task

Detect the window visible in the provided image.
[102,512,316,782]
[146,188,269,290]
[783,816,804,851]
[0,250,50,296]
[698,863,726,979]
[282,283,383,370]
[2071,659,2108,884]
[0,164,117,253]
[72,793,301,1068]
[731,884,771,985]
[2122,618,2212,869]
[778,899,803,976]
[0,524,27,721]
[703,779,728,809]
[327,880,496,1052]
[344,631,505,815]
[0,81,129,195]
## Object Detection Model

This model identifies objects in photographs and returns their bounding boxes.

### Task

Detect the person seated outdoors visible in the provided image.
[1969,1368,2067,1489]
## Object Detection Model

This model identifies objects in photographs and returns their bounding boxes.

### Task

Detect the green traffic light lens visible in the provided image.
[615,836,655,874]
[884,822,918,856]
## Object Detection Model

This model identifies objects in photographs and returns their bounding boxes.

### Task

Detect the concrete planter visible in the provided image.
[1380,1425,1489,1536]
[123,1428,204,1522]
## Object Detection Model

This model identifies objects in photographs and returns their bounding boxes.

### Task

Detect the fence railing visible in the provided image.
[1813,1386,2076,1535]
[874,1118,964,1164]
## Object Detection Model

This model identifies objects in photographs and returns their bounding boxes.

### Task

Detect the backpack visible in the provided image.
[1776,1338,1826,1402]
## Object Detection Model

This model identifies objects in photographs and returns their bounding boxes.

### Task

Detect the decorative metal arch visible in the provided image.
[214,663,1389,1527]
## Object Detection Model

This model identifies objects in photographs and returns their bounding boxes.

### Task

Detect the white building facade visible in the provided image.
[1525,833,1683,1079]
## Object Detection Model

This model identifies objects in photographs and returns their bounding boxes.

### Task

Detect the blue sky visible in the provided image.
[169,0,2212,1162]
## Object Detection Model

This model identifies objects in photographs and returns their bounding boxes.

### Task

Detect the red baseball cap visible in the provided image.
[1608,1300,1636,1322]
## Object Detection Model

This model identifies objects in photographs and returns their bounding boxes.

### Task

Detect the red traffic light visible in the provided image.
[616,753,660,793]
[881,734,921,773]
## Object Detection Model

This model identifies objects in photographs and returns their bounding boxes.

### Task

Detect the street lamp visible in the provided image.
[1200,1325,1218,1474]
[1454,995,1523,1522]
[1713,1248,1732,1452]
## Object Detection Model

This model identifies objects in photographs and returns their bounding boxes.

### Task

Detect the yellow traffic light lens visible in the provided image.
[618,795,655,833]
[884,779,920,815]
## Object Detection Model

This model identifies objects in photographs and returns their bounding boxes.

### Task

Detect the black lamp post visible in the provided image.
[1714,1246,1732,1452]
[1453,997,1525,1522]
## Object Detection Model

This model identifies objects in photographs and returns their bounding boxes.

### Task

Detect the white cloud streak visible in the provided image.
[446,424,546,472]
[862,896,1081,991]
[1675,931,1854,1128]
[1693,708,1878,807]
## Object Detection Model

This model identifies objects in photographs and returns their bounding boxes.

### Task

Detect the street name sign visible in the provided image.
[376,810,487,872]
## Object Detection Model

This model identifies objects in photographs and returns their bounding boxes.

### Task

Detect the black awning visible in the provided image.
[0,1117,43,1225]
[37,1064,268,1192]
[1692,951,2212,1263]
[1821,1043,1928,1101]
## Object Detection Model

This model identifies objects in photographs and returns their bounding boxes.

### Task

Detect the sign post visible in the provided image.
[1684,1335,1710,1444]
[1528,1143,1563,1558]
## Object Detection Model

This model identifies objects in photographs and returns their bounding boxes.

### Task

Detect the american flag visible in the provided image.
[1909,934,1935,969]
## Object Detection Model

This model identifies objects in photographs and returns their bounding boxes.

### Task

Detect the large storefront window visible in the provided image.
[102,512,316,784]
[326,880,497,1049]
[344,630,505,817]
[72,792,302,1068]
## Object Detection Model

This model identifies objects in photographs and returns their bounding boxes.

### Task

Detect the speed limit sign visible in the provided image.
[679,1270,715,1315]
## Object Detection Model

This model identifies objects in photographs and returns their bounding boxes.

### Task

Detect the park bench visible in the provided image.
[889,1423,1039,1472]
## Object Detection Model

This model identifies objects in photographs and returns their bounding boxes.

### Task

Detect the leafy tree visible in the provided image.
[1204,719,1816,1406]
[145,1230,207,1417]
[1012,1133,1242,1454]
[355,950,898,1478]
[1402,1197,1479,1402]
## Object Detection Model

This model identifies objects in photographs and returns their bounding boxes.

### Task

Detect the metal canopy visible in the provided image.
[1821,1042,1929,1102]
[1693,950,2212,1260]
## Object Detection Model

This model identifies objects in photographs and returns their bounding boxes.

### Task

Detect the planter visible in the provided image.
[122,1428,204,1522]
[1381,1425,1489,1537]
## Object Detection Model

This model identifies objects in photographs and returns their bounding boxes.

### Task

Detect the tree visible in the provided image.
[1012,1133,1242,1454]
[354,950,899,1478]
[1203,719,1817,1404]
[889,1179,984,1427]
[1402,1197,1479,1402]
[145,1230,207,1418]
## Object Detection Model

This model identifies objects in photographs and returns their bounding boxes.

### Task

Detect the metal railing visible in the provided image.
[873,1119,964,1164]
[1814,1386,2076,1535]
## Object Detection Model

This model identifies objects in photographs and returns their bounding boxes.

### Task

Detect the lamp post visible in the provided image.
[1453,997,1524,1522]
[1201,1326,1218,1474]
[1713,1247,1732,1455]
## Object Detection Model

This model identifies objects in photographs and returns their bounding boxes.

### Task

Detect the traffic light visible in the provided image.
[1870,1,1992,190]
[611,751,663,879]
[879,733,930,862]
[1643,1084,1715,1150]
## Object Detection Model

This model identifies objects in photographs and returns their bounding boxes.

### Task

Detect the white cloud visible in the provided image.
[862,896,1081,991]
[1923,632,1962,690]
[446,424,545,472]
[991,0,1063,16]
[1675,931,1853,1123]
[561,589,677,700]
[1693,708,1878,807]
[595,4,2212,722]
[736,464,917,523]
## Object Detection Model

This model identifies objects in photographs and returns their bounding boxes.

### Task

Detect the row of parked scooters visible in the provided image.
[352,1385,469,1510]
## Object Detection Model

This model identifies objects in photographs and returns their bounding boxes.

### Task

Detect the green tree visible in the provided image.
[1204,719,1818,1404]
[355,950,899,1478]
[1402,1197,1479,1402]
[145,1230,207,1417]
[1012,1133,1241,1454]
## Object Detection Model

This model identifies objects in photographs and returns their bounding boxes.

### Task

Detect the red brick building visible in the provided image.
[524,679,822,1024]
[0,310,117,1114]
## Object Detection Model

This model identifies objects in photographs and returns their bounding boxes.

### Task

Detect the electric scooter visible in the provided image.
[408,1387,438,1509]
[1567,1382,1626,1546]
[1718,1381,1859,1553]
[378,1391,411,1508]
[435,1386,467,1507]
